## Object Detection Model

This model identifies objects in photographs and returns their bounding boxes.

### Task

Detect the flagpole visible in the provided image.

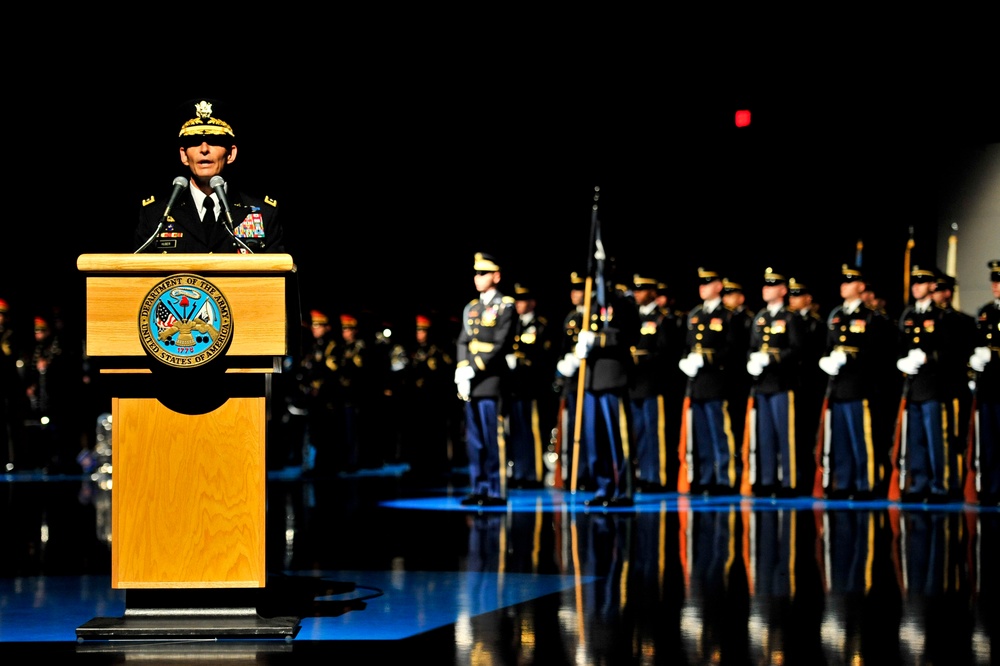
[903,227,915,306]
[947,222,960,310]
[571,186,600,494]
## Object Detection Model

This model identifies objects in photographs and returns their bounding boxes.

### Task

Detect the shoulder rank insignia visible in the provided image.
[264,196,277,207]
[502,296,515,304]
[142,195,156,206]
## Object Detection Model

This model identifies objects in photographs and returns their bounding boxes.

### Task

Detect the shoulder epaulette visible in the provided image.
[537,316,548,325]
[142,195,156,206]
[502,296,515,304]
[468,298,479,306]
[264,196,277,207]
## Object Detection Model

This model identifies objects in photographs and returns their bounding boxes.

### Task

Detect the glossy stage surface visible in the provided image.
[1,464,997,664]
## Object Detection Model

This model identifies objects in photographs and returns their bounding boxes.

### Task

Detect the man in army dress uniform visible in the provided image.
[628,274,684,492]
[679,268,741,495]
[891,266,959,503]
[455,253,516,506]
[788,278,826,494]
[506,284,554,489]
[742,269,803,497]
[816,265,897,500]
[135,99,285,254]
[969,260,1000,504]
[554,272,592,490]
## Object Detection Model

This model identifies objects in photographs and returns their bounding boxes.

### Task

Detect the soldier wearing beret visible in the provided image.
[455,253,516,506]
[135,99,285,254]
[969,260,1000,504]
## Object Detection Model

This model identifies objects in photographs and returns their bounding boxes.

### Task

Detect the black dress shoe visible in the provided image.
[460,494,484,506]
[478,496,507,506]
[583,496,610,508]
[607,496,634,508]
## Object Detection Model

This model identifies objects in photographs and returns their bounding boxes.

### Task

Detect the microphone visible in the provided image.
[134,176,190,254]
[209,176,235,228]
[163,176,189,220]
[208,176,254,254]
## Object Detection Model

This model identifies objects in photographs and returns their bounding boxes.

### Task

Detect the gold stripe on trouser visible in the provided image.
[497,414,507,498]
[722,399,737,488]
[787,391,797,488]
[862,399,876,489]
[531,400,543,481]
[941,402,951,491]
[619,401,631,482]
[656,395,667,487]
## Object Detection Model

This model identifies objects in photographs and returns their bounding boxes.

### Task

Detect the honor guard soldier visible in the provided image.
[679,267,741,495]
[931,269,979,499]
[816,264,897,500]
[891,266,955,503]
[336,314,374,471]
[969,260,1000,504]
[554,272,592,490]
[398,315,455,483]
[455,253,516,506]
[628,274,684,492]
[506,284,554,489]
[297,310,340,476]
[787,278,826,491]
[0,298,25,472]
[742,269,803,497]
[564,277,639,508]
[135,98,285,254]
[722,278,754,450]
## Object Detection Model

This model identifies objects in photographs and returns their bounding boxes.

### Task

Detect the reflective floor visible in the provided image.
[1,462,998,664]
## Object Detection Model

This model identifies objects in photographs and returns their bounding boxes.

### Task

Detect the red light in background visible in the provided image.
[734,109,751,128]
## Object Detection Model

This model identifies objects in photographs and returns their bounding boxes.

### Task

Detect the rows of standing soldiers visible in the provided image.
[1,258,997,509]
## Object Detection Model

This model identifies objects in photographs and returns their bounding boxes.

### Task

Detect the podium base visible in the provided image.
[76,588,301,641]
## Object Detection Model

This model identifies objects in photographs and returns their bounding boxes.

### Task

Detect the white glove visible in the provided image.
[457,379,471,401]
[505,354,517,371]
[830,349,847,367]
[575,330,596,359]
[819,356,841,376]
[750,351,770,368]
[678,356,698,378]
[454,365,475,384]
[687,352,704,369]
[896,357,920,375]
[969,379,978,393]
[907,348,927,367]
[746,358,764,376]
[556,353,580,378]
[970,346,991,372]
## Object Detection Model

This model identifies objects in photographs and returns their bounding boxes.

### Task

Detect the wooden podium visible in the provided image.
[74,253,301,640]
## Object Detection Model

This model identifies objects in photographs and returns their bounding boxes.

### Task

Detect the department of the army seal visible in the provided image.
[138,274,233,368]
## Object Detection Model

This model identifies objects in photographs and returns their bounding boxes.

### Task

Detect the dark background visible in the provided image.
[3,59,997,348]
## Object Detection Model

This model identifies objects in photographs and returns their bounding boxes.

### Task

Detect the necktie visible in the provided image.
[203,198,216,226]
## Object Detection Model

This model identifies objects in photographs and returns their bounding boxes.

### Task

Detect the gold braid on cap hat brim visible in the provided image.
[179,117,235,138]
